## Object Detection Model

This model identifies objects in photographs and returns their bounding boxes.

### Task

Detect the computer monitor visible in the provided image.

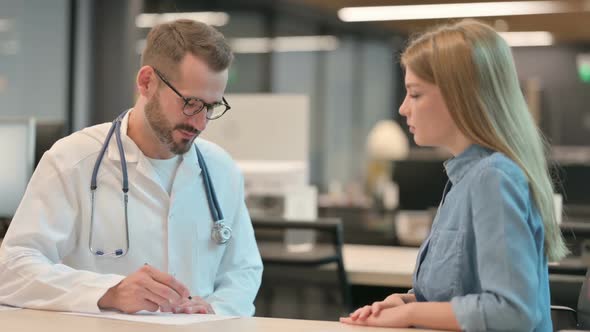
[552,164,590,206]
[34,121,65,168]
[392,159,449,210]
[0,118,36,218]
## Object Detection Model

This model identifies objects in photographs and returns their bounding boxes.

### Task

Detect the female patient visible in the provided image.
[341,20,567,331]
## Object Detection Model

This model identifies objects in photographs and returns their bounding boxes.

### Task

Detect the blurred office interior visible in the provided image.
[1,0,590,322]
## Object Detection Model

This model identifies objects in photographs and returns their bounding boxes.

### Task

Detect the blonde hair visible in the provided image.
[401,19,567,261]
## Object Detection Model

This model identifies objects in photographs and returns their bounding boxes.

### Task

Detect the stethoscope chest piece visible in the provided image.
[212,222,232,245]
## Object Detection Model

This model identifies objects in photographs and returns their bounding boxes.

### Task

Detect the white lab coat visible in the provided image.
[0,111,263,316]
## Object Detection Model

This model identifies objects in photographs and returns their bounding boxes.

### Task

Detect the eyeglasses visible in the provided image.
[153,68,231,120]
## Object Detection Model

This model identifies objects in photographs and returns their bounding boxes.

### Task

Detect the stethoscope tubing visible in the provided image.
[88,110,228,257]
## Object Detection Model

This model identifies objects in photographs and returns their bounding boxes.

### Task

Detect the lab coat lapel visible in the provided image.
[167,144,206,283]
[106,110,139,164]
[172,144,202,197]
[105,110,165,196]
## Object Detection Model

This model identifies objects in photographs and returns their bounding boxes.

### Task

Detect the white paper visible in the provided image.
[0,304,21,311]
[61,310,237,325]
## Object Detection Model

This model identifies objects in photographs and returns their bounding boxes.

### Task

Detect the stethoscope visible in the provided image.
[88,110,232,257]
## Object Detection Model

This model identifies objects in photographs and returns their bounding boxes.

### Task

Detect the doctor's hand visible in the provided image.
[346,293,416,321]
[98,264,191,314]
[160,295,215,314]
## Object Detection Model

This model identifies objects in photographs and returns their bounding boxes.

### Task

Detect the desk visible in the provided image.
[343,245,417,288]
[312,243,590,288]
[257,243,418,288]
[1,309,442,332]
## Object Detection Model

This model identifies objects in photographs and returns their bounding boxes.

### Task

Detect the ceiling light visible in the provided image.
[135,12,229,28]
[136,36,339,54]
[272,36,339,52]
[230,36,339,53]
[338,1,573,22]
[230,38,271,54]
[499,31,554,47]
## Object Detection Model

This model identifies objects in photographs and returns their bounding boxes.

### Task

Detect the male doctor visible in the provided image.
[0,19,262,316]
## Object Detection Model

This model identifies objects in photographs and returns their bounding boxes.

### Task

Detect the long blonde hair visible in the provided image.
[401,19,567,261]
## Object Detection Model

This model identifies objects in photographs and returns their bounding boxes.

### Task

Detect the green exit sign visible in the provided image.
[577,54,590,83]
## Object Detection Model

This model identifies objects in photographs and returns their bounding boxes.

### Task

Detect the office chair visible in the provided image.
[551,268,590,331]
[252,217,352,320]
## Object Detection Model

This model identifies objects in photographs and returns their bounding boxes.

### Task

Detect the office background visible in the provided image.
[1,0,590,323]
[2,0,590,192]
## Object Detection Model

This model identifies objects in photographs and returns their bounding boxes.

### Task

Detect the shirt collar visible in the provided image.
[443,144,493,185]
[105,109,202,175]
[107,109,140,163]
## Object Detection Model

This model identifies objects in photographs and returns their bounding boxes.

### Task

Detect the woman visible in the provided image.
[341,20,567,331]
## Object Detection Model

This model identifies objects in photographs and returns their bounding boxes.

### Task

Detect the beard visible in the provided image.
[144,93,201,155]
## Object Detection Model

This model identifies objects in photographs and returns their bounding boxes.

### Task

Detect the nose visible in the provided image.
[190,108,208,132]
[399,95,409,117]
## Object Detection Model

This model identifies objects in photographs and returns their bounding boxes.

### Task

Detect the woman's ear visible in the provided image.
[136,66,156,98]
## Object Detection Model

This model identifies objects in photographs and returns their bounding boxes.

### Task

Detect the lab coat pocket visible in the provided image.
[419,229,464,301]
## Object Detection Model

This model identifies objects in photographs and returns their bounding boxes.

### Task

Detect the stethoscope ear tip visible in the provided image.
[93,249,125,256]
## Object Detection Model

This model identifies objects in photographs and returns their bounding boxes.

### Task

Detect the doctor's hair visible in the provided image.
[400,19,568,262]
[141,19,233,80]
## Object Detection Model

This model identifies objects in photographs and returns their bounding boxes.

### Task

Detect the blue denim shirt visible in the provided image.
[412,145,551,332]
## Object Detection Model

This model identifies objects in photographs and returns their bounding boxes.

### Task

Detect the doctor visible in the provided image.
[0,19,262,316]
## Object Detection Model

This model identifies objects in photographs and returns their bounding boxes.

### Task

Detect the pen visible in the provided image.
[144,263,192,300]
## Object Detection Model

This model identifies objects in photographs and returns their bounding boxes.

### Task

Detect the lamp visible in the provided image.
[366,120,409,210]
[367,120,409,160]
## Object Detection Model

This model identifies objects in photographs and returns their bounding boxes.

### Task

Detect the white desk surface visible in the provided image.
[343,244,418,288]
[1,309,444,332]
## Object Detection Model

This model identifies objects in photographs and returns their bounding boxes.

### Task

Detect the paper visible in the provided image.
[61,310,237,325]
[0,304,21,311]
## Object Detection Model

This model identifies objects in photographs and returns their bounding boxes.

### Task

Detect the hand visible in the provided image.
[161,295,215,314]
[347,293,411,321]
[98,264,191,314]
[340,304,413,328]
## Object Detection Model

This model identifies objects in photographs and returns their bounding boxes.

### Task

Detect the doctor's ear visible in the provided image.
[136,66,158,98]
